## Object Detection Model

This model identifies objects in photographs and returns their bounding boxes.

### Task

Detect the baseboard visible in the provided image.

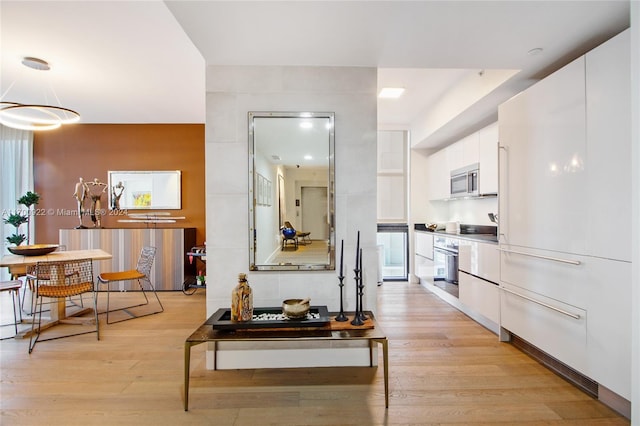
[510,334,630,419]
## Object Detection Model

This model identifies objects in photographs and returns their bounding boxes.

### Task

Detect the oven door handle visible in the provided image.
[434,247,458,256]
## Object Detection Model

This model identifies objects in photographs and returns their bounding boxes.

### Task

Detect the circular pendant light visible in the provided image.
[0,57,81,131]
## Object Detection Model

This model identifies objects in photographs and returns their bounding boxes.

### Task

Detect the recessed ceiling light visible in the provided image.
[378,87,405,99]
[528,47,544,56]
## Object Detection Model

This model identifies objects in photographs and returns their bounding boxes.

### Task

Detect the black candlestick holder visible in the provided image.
[350,267,364,326]
[335,275,348,322]
[356,276,368,322]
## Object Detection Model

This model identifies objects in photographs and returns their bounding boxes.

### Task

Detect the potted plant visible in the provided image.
[3,191,40,247]
[17,191,40,244]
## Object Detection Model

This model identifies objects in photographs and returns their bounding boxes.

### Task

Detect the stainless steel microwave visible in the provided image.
[450,163,479,198]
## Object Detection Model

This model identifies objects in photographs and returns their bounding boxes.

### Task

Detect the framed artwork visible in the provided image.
[107,170,181,210]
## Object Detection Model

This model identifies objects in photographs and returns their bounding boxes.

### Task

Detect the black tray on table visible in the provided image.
[209,306,330,330]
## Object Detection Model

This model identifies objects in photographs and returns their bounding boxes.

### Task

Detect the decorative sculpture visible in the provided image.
[111,181,125,210]
[87,178,108,228]
[73,177,89,229]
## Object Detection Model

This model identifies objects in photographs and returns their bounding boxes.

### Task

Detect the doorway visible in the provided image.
[301,186,328,240]
[376,223,409,281]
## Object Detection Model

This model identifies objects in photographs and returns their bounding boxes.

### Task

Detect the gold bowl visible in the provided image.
[7,244,59,256]
[282,298,310,319]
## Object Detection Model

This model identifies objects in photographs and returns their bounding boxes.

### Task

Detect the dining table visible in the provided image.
[0,248,112,337]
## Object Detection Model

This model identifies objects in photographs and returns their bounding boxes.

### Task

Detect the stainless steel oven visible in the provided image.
[433,236,459,284]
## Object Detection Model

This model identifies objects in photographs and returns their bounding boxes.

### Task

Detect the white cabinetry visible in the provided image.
[459,239,499,283]
[585,30,631,262]
[427,149,449,200]
[460,273,499,324]
[377,130,407,221]
[445,140,463,172]
[459,239,500,327]
[499,56,587,255]
[427,122,498,200]
[499,245,631,400]
[414,231,434,282]
[497,29,631,402]
[478,122,498,195]
[448,132,479,172]
[415,231,434,259]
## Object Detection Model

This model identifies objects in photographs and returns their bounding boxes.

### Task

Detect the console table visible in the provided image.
[183,311,389,411]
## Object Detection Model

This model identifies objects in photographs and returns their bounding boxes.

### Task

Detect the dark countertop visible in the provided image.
[414,223,499,244]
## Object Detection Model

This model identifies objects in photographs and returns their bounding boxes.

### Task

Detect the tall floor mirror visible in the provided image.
[249,111,335,271]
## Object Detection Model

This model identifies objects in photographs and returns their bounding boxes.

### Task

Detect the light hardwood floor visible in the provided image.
[0,283,628,425]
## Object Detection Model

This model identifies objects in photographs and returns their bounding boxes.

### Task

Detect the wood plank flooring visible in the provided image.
[0,283,629,425]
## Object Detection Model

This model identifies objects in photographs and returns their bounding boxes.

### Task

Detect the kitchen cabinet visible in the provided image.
[377,130,405,173]
[585,30,631,262]
[459,239,500,326]
[478,122,498,195]
[447,132,478,172]
[500,280,588,373]
[415,231,434,259]
[460,273,499,324]
[414,231,434,282]
[497,29,631,404]
[500,245,631,400]
[499,55,588,255]
[427,122,498,200]
[426,149,449,200]
[459,239,499,283]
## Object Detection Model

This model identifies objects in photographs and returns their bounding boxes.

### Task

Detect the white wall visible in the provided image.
[204,65,378,369]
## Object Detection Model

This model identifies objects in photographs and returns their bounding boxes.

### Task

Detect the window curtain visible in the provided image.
[0,124,34,280]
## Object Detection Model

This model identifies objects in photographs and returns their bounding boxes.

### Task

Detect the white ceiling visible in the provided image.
[0,1,630,149]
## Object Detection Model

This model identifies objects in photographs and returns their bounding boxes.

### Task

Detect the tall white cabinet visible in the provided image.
[498,29,631,411]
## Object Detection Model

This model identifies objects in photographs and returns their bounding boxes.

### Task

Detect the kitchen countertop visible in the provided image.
[414,224,499,244]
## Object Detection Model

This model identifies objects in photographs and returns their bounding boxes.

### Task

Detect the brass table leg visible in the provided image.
[368,339,374,367]
[184,342,192,411]
[372,337,389,408]
[382,338,389,408]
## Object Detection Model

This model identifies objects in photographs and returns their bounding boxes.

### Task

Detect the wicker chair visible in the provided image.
[28,258,99,353]
[97,246,164,324]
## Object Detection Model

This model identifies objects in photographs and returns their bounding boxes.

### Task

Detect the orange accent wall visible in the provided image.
[33,124,205,246]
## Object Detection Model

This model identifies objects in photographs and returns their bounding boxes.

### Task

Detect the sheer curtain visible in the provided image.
[0,124,34,280]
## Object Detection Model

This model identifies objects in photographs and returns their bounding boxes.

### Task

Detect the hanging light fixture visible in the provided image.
[0,57,80,131]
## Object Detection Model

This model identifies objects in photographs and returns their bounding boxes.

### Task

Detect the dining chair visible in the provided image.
[28,258,99,353]
[97,246,164,324]
[0,280,23,340]
[22,245,81,315]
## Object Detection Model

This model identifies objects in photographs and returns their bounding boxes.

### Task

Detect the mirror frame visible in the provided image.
[107,170,181,210]
[248,111,335,271]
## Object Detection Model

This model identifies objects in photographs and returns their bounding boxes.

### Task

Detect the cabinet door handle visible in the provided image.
[500,286,581,319]
[498,247,581,266]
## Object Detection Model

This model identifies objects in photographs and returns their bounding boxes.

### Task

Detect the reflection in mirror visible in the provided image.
[249,112,335,271]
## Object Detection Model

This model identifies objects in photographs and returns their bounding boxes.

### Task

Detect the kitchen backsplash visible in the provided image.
[425,196,498,226]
